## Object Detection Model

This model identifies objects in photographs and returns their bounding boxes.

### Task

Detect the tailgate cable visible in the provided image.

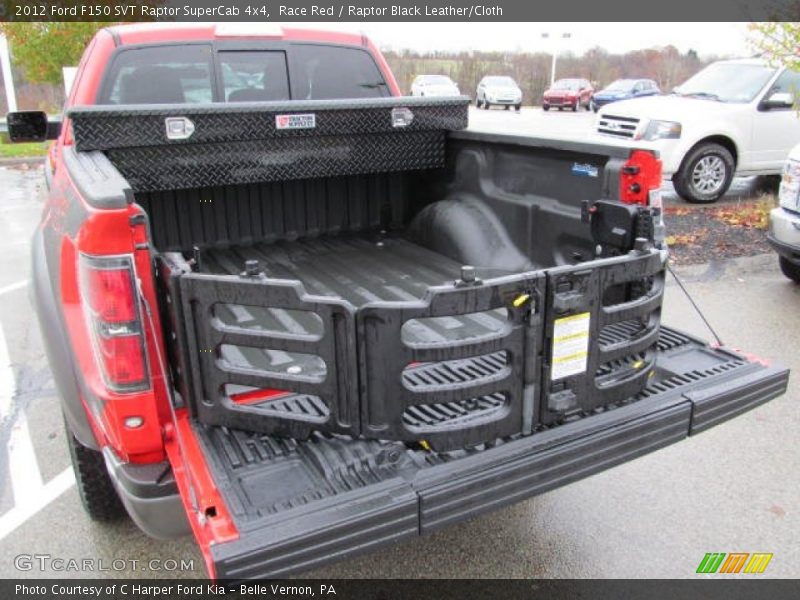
[666,263,724,347]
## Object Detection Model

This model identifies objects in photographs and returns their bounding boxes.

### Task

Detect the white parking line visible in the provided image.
[0,316,76,542]
[0,468,75,542]
[0,320,13,421]
[0,279,28,297]
[8,415,44,504]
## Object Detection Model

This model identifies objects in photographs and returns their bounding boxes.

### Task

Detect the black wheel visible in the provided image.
[673,142,735,204]
[475,97,482,108]
[779,256,800,282]
[515,104,521,112]
[484,102,491,110]
[557,106,563,111]
[572,102,579,112]
[591,102,598,113]
[504,105,510,110]
[66,420,126,521]
[543,104,550,111]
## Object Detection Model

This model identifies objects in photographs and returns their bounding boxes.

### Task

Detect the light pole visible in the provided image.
[542,32,571,88]
[0,35,17,113]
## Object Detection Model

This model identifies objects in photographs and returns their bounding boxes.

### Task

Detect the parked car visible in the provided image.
[543,78,594,111]
[769,143,800,281]
[596,58,800,203]
[410,74,460,97]
[591,79,660,112]
[476,75,522,110]
[5,24,788,580]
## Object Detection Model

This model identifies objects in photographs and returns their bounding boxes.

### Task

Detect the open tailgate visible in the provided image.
[169,326,787,579]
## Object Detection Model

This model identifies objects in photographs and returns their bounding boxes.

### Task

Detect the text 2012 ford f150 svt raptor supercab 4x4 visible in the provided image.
[6,23,788,579]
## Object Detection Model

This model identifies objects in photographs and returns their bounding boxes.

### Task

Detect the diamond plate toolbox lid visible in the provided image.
[68,97,470,152]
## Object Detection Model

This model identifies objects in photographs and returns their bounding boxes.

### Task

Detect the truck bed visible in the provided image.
[197,233,508,307]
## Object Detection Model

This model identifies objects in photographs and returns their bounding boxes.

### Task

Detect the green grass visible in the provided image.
[0,139,49,159]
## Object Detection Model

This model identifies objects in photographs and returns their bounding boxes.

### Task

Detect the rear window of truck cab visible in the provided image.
[98,43,389,104]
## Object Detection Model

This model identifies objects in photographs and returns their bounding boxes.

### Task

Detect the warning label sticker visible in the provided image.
[551,312,591,381]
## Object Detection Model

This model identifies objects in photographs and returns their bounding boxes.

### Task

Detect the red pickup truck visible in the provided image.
[7,23,788,579]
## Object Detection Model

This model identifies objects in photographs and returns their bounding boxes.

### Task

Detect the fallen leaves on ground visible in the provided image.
[708,196,776,230]
[663,206,693,216]
[665,228,708,246]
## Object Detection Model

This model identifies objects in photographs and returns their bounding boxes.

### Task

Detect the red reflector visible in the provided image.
[620,150,662,206]
[230,388,290,405]
[96,334,147,387]
[84,268,137,322]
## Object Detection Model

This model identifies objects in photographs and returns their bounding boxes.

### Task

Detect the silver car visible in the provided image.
[476,76,522,111]
[768,143,800,282]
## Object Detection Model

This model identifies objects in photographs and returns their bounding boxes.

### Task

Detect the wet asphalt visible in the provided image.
[0,110,797,579]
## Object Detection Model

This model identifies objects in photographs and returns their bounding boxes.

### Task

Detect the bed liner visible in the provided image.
[194,233,510,307]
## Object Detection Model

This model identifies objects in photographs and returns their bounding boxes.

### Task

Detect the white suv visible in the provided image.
[596,59,800,203]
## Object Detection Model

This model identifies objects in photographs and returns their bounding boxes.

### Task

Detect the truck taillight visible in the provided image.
[620,149,662,206]
[79,254,150,392]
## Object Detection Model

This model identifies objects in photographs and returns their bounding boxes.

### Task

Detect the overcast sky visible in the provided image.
[302,22,754,57]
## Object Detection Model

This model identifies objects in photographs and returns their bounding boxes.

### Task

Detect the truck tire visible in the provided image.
[66,420,126,521]
[673,142,735,204]
[779,256,800,282]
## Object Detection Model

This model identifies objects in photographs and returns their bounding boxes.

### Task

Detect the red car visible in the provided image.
[543,78,594,111]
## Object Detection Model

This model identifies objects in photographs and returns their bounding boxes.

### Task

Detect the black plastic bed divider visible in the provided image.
[180,275,360,439]
[357,274,545,451]
[540,251,665,425]
[177,269,544,451]
[67,97,470,192]
[174,249,665,450]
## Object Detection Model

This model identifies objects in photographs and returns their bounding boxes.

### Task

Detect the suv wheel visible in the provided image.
[66,420,126,521]
[673,143,735,204]
[779,256,800,282]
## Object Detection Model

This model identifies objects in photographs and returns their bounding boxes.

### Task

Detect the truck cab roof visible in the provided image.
[107,23,369,47]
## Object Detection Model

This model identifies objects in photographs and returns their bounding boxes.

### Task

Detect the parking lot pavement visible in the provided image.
[0,155,797,579]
